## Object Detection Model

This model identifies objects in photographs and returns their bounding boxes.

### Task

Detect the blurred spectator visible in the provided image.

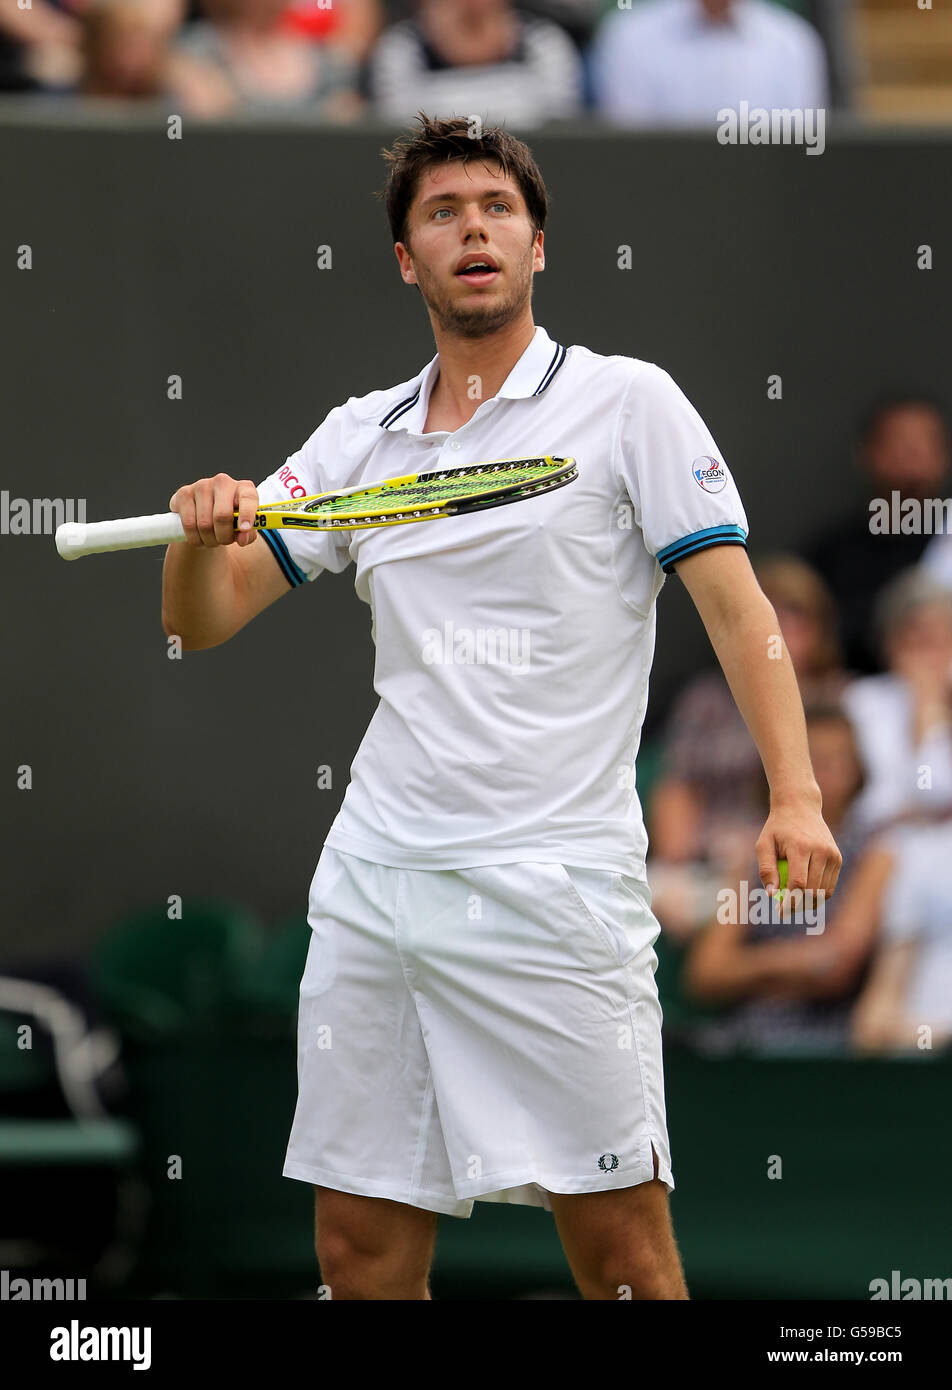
[279,0,382,62]
[808,393,950,675]
[380,0,600,51]
[367,0,584,129]
[682,704,890,1056]
[0,0,84,92]
[169,0,362,117]
[851,817,952,1055]
[647,554,848,939]
[842,569,952,833]
[80,0,183,99]
[590,0,828,125]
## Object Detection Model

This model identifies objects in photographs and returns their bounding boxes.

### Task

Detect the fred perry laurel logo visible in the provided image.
[598,1153,620,1172]
[692,456,727,494]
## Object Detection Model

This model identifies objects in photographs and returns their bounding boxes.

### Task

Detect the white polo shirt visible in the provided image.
[255,324,749,876]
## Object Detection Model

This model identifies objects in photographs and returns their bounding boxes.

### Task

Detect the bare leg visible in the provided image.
[547,1148,689,1300]
[313,1186,439,1300]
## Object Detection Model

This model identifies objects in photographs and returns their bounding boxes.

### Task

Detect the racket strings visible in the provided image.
[305,460,562,516]
[316,467,578,527]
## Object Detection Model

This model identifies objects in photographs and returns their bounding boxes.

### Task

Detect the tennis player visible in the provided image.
[161,115,842,1300]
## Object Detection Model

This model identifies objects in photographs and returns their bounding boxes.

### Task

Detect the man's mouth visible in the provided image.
[455,258,499,286]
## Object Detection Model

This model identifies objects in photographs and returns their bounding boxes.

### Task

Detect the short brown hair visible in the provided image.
[376,112,550,248]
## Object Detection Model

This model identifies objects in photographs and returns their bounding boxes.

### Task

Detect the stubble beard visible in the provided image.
[412,239,536,340]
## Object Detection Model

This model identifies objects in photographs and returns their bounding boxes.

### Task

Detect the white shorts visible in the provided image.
[283,847,674,1218]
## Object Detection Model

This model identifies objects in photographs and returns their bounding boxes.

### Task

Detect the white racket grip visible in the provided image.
[55,512,187,560]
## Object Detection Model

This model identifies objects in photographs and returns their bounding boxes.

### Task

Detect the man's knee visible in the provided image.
[314,1187,436,1299]
[317,1233,428,1298]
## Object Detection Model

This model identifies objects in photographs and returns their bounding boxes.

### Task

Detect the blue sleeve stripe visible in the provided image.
[656,524,748,574]
[261,529,307,587]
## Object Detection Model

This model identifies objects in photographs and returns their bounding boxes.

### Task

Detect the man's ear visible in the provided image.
[395,240,417,285]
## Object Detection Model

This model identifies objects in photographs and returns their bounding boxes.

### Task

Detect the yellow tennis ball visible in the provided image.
[776,857,789,902]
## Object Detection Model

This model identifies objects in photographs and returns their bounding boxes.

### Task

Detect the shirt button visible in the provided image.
[449,441,461,450]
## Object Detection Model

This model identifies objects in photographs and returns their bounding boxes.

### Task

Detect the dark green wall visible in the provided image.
[2,117,950,959]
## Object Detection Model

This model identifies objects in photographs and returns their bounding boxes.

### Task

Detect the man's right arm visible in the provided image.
[161,473,292,650]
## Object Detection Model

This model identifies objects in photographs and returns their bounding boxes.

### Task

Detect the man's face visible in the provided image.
[697,0,733,20]
[394,159,544,338]
[864,404,949,500]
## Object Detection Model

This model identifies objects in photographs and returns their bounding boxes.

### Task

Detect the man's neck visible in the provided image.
[425,316,536,431]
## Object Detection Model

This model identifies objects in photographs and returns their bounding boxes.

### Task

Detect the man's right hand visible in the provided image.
[169,473,260,549]
[162,473,290,649]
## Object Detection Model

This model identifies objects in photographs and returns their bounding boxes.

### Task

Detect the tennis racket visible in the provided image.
[54,455,578,560]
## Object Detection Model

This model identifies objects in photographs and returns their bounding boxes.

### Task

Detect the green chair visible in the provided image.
[88,900,265,1039]
[84,905,311,1295]
[239,917,311,1025]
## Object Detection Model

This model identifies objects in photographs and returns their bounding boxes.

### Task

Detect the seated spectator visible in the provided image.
[850,817,952,1055]
[80,0,183,99]
[169,0,362,117]
[681,703,891,1056]
[590,0,828,125]
[842,569,952,833]
[280,0,382,63]
[808,392,950,675]
[378,0,601,52]
[1,0,84,92]
[647,553,848,940]
[367,0,584,129]
[13,0,185,102]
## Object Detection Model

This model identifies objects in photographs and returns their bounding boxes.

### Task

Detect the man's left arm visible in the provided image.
[674,544,843,901]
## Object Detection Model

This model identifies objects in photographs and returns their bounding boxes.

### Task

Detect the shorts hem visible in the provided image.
[459,1161,675,1202]
[283,1156,675,1213]
[282,1160,470,1217]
